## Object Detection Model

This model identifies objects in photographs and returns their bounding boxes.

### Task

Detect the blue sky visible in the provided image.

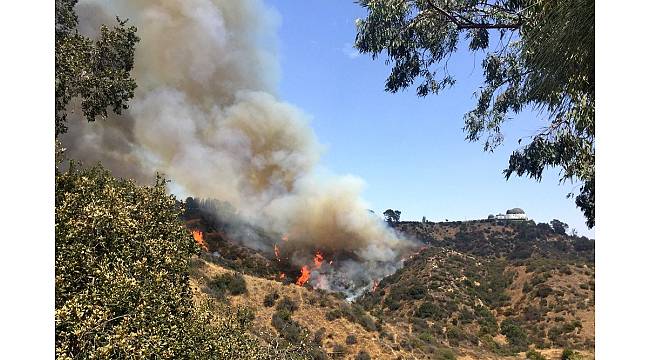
[266,1,594,238]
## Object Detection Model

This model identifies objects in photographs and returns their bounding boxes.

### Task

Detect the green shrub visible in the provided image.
[355,351,372,360]
[458,308,474,323]
[334,303,377,331]
[407,284,427,299]
[356,313,378,332]
[263,291,280,307]
[526,349,547,360]
[476,306,498,336]
[535,285,553,298]
[384,297,401,311]
[271,307,305,345]
[208,272,247,296]
[418,332,434,343]
[308,349,329,360]
[561,349,581,360]
[272,308,292,324]
[326,309,342,321]
[313,327,326,345]
[436,348,456,360]
[500,318,529,351]
[332,344,346,359]
[416,301,444,320]
[55,164,267,359]
[446,326,465,346]
[276,296,298,313]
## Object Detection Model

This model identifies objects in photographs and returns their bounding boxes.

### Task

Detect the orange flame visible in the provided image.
[296,265,310,286]
[313,250,324,268]
[192,230,208,251]
[274,244,281,261]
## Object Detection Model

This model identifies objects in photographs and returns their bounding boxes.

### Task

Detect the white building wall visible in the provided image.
[492,213,527,220]
[505,213,527,220]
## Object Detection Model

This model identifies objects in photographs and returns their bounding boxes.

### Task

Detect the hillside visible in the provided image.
[183,203,595,359]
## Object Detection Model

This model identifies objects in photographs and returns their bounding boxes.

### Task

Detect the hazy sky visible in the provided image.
[266,1,594,238]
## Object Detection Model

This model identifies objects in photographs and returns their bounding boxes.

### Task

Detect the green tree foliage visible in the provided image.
[500,318,529,352]
[55,0,139,137]
[550,219,569,235]
[355,0,595,227]
[416,301,444,320]
[383,209,402,224]
[55,164,269,359]
[54,3,290,359]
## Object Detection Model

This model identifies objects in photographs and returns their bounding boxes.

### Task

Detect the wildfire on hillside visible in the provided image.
[313,250,324,269]
[296,265,310,286]
[274,244,281,261]
[191,230,208,251]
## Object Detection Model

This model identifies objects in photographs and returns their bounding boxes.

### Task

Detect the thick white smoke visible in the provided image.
[62,0,416,294]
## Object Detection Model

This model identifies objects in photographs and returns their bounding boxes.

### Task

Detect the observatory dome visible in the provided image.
[506,208,525,215]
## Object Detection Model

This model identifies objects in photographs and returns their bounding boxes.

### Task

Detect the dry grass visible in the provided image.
[190,257,415,359]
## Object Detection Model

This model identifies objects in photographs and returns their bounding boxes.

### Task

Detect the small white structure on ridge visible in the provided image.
[493,208,527,221]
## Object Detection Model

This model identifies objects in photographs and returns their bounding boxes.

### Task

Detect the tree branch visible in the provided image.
[425,0,522,30]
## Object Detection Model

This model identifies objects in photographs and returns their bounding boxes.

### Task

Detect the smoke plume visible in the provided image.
[62,0,416,295]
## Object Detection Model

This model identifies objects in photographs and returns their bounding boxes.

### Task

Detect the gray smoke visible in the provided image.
[62,0,416,294]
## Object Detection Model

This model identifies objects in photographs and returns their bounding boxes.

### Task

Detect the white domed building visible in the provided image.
[493,208,527,221]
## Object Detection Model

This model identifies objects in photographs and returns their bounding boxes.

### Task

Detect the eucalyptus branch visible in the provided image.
[425,0,522,30]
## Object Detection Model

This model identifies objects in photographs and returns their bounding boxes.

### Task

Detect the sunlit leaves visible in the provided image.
[355,0,594,227]
[55,164,273,358]
[55,0,139,137]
